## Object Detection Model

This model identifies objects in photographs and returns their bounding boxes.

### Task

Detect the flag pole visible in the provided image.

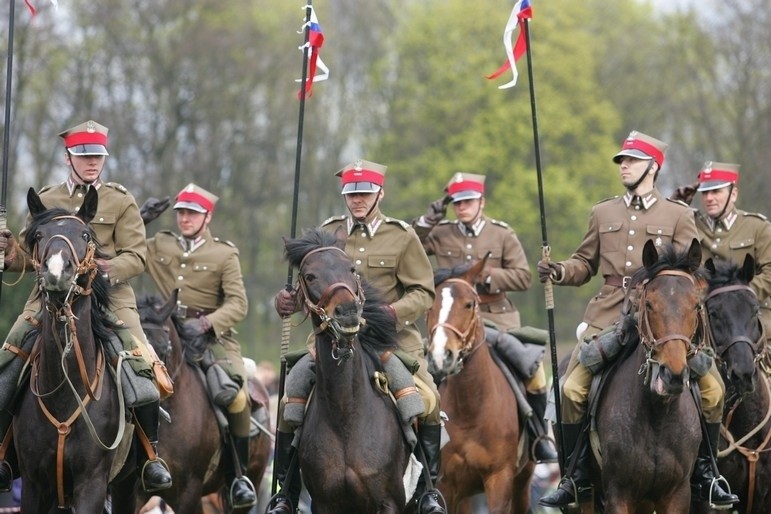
[273,0,313,496]
[522,17,566,474]
[0,0,18,303]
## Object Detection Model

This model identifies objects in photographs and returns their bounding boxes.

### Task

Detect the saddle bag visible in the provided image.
[578,323,625,375]
[485,327,544,380]
[103,334,160,408]
[688,346,714,379]
[145,342,174,400]
[206,363,240,407]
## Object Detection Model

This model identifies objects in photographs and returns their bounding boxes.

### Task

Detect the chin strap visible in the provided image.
[711,184,734,224]
[626,160,655,193]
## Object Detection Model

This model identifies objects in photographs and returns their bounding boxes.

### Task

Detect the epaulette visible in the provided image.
[213,237,237,248]
[743,211,768,222]
[37,184,54,194]
[384,217,410,230]
[595,196,618,205]
[437,219,454,225]
[665,197,690,208]
[490,219,510,228]
[158,229,177,237]
[104,182,129,194]
[321,215,347,226]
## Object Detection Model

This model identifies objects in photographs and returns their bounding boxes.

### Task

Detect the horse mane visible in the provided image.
[284,227,340,268]
[433,264,472,286]
[628,242,707,288]
[136,293,205,365]
[359,281,398,353]
[26,206,115,341]
[706,259,745,289]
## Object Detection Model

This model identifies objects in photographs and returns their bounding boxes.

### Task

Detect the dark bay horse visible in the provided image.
[13,188,127,512]
[283,227,411,514]
[691,255,770,514]
[589,239,705,513]
[426,257,533,513]
[119,290,271,513]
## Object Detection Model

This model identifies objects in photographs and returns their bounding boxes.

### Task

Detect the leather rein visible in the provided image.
[296,246,365,362]
[428,278,484,370]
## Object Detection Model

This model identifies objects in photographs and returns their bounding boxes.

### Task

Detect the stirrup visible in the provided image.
[706,476,737,510]
[229,475,257,508]
[140,457,172,493]
[531,434,559,464]
[0,461,13,493]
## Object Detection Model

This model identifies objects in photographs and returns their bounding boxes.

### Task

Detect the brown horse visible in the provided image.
[426,257,534,513]
[283,228,411,514]
[588,239,705,513]
[113,291,271,513]
[13,188,128,512]
[691,255,770,514]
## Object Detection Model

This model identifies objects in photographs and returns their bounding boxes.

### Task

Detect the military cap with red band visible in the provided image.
[335,159,387,194]
[445,172,486,202]
[612,130,668,168]
[173,183,219,213]
[58,120,109,156]
[697,162,740,192]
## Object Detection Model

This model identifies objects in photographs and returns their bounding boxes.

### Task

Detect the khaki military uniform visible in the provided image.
[695,208,771,341]
[7,180,148,348]
[415,215,532,331]
[321,209,440,422]
[145,228,251,432]
[557,189,725,423]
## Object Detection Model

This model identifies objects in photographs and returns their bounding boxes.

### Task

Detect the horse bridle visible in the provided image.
[636,269,705,358]
[704,284,768,371]
[296,246,365,361]
[428,279,483,364]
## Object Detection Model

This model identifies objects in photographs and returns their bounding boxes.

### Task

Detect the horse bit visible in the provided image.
[296,246,365,362]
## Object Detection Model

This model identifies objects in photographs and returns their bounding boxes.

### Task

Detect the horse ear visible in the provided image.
[740,253,756,283]
[686,238,702,272]
[159,289,180,321]
[463,251,491,285]
[333,226,347,250]
[27,187,47,217]
[77,187,99,224]
[642,239,658,269]
[704,258,716,275]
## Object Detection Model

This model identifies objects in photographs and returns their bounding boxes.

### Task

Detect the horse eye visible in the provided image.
[82,232,91,242]
[350,267,356,274]
[304,273,316,283]
[465,301,474,310]
[34,231,43,241]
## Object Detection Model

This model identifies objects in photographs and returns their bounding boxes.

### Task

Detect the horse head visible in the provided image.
[634,238,706,397]
[284,227,365,360]
[426,252,489,381]
[26,186,100,297]
[705,254,764,398]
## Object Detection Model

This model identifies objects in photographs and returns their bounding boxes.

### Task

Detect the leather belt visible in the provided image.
[176,304,216,319]
[478,292,506,304]
[604,276,632,289]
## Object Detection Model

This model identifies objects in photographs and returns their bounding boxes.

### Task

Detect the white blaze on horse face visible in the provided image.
[46,251,66,279]
[431,287,455,365]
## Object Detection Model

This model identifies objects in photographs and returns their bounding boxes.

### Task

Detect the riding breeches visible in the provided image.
[560,343,726,425]
[525,362,547,394]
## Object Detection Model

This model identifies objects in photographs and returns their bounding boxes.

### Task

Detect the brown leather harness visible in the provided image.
[428,278,484,374]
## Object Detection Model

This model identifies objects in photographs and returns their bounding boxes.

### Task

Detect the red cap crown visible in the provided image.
[612,130,668,167]
[445,172,486,202]
[174,183,219,213]
[335,159,387,194]
[58,120,109,156]
[697,162,740,192]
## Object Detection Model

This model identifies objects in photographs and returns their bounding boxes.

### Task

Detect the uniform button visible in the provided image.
[405,320,411,326]
[715,238,721,243]
[99,217,104,222]
[379,261,385,265]
[202,266,208,270]
[717,228,723,233]
[466,244,472,249]
[466,255,472,261]
[502,307,507,311]
[181,263,186,268]
[355,259,362,265]
[446,251,452,255]
[629,230,635,235]
[625,261,632,267]
[627,245,633,251]
[77,193,83,198]
[359,247,365,252]
[177,276,184,280]
[183,252,189,257]
[657,229,662,234]
[635,205,641,210]
[631,215,637,221]
[711,244,717,249]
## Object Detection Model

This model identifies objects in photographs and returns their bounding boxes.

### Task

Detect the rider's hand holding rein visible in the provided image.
[0,229,16,268]
[274,289,299,318]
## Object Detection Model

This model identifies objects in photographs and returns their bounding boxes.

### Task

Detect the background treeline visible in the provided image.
[1,0,768,366]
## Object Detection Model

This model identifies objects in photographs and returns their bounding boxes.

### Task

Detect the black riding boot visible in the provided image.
[691,422,738,508]
[133,402,172,492]
[412,423,446,514]
[538,423,592,507]
[225,435,257,509]
[526,391,558,463]
[267,430,301,514]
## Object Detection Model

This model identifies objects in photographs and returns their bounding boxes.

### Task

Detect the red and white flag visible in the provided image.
[486,0,533,89]
[297,5,329,98]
